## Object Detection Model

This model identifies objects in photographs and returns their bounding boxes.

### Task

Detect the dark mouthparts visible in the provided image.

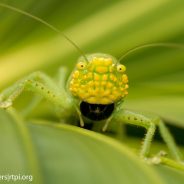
[80,101,114,121]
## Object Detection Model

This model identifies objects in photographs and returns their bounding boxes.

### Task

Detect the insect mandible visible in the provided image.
[0,3,184,171]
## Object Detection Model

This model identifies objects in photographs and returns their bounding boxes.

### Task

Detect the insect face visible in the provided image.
[68,53,129,105]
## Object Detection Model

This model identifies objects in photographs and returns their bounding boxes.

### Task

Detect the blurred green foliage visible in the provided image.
[0,0,184,183]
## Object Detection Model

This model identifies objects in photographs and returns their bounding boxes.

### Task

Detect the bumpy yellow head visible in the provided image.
[68,53,128,104]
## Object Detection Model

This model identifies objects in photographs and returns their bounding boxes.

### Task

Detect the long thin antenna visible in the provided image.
[118,43,184,63]
[0,3,88,62]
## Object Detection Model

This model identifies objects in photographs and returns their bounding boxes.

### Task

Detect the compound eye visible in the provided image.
[77,62,86,70]
[117,64,126,72]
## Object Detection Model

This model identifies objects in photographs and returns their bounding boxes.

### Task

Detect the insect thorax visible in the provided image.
[68,53,129,105]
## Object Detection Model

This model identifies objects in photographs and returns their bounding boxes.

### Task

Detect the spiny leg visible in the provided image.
[21,67,69,117]
[0,71,72,111]
[22,68,70,117]
[112,109,184,170]
[4,71,56,91]
[113,109,156,158]
[113,109,183,160]
[140,122,156,157]
[0,71,58,103]
[158,119,183,161]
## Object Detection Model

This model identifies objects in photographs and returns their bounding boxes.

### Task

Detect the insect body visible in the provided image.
[0,3,184,171]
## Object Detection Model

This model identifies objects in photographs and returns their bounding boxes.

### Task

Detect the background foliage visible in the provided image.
[0,0,184,183]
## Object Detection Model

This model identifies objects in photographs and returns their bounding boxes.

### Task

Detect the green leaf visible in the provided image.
[0,109,163,184]
[154,165,184,184]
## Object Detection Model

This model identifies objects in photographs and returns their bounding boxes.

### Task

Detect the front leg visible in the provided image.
[111,109,184,171]
[113,109,183,160]
[0,71,72,112]
[113,109,156,158]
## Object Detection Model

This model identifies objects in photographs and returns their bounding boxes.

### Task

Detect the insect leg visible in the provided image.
[20,71,59,116]
[158,119,183,161]
[0,71,57,100]
[102,117,113,132]
[113,109,184,169]
[0,71,72,111]
[113,109,156,158]
[75,107,84,127]
[21,69,69,117]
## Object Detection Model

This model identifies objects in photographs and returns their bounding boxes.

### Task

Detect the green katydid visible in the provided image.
[0,2,184,171]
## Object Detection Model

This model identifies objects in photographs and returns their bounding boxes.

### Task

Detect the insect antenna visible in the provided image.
[0,3,88,62]
[118,43,184,63]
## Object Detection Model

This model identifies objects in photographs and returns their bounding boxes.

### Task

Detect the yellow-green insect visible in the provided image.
[0,3,184,171]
